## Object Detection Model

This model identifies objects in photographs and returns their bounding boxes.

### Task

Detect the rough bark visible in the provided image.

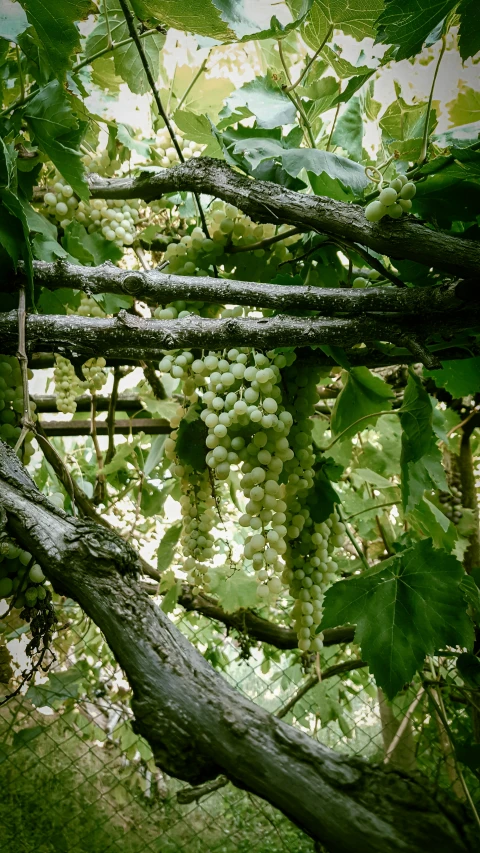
[1,309,480,362]
[80,159,480,277]
[177,585,355,650]
[14,261,479,315]
[0,440,476,853]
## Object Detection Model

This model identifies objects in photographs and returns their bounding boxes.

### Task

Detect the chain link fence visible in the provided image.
[1,597,478,853]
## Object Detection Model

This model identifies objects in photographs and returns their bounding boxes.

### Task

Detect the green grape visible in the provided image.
[387,203,403,219]
[398,198,412,212]
[378,187,398,207]
[352,276,368,288]
[365,201,387,222]
[399,181,416,200]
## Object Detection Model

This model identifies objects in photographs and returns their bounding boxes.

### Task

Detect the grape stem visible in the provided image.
[13,286,34,455]
[228,226,301,254]
[417,35,447,166]
[277,40,316,149]
[283,26,333,94]
[336,505,369,571]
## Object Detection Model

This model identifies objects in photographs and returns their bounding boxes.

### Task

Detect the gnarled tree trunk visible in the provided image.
[0,440,476,853]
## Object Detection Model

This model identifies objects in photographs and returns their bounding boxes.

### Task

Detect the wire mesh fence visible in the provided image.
[1,597,479,853]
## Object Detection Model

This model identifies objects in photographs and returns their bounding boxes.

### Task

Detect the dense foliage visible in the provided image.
[1,0,480,847]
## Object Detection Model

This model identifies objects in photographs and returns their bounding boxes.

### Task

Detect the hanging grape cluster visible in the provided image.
[158,348,346,648]
[365,176,416,222]
[0,355,36,462]
[53,354,108,414]
[154,122,205,167]
[42,172,142,249]
[0,539,48,612]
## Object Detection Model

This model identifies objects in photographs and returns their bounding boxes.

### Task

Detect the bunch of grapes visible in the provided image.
[42,172,141,249]
[74,294,105,318]
[82,357,108,394]
[156,203,299,281]
[154,122,205,167]
[179,472,217,592]
[0,539,48,611]
[365,176,416,222]
[53,355,83,414]
[53,355,108,413]
[0,355,36,462]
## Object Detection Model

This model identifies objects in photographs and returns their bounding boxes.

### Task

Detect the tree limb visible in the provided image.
[14,261,478,316]
[177,585,355,650]
[0,440,476,853]
[1,309,479,363]
[77,159,480,277]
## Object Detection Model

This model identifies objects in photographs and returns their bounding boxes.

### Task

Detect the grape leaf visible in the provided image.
[375,0,457,61]
[408,497,457,552]
[457,0,480,61]
[175,404,208,472]
[331,96,363,162]
[212,0,313,41]
[157,521,182,572]
[456,652,480,687]
[19,0,97,79]
[280,148,370,194]
[320,539,473,698]
[401,435,448,513]
[130,0,234,40]
[23,81,88,200]
[425,357,480,398]
[302,0,383,48]
[398,371,434,464]
[331,367,394,441]
[447,86,480,128]
[86,14,166,96]
[173,112,223,157]
[0,0,29,43]
[220,74,296,130]
[209,567,259,611]
[380,91,436,161]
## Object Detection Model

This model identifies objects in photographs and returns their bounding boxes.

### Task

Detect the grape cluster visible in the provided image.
[0,355,36,461]
[276,362,345,649]
[365,176,416,222]
[439,471,464,525]
[42,174,141,248]
[53,355,83,414]
[82,357,108,394]
[0,539,48,611]
[159,347,346,648]
[53,355,108,413]
[154,122,204,167]
[158,202,299,280]
[75,294,105,318]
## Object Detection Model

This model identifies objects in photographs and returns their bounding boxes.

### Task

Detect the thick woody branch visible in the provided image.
[0,440,475,853]
[177,586,355,650]
[1,310,479,363]
[14,261,478,316]
[81,159,480,277]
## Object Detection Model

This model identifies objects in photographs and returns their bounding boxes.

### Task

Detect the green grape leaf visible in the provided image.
[102,439,141,476]
[331,96,363,161]
[0,187,34,302]
[375,0,457,60]
[130,0,235,39]
[459,576,480,625]
[173,112,223,157]
[27,664,86,708]
[175,404,208,472]
[425,357,480,398]
[456,651,480,687]
[305,463,340,523]
[401,435,448,513]
[19,0,97,79]
[331,367,394,441]
[280,147,370,194]
[86,14,166,95]
[62,223,123,266]
[0,0,29,43]
[157,521,182,572]
[457,0,480,61]
[144,435,167,477]
[220,74,297,130]
[351,468,393,489]
[447,85,480,128]
[398,371,434,464]
[320,539,473,699]
[302,0,382,48]
[380,92,436,160]
[211,0,313,41]
[321,45,372,79]
[161,581,180,613]
[209,566,259,611]
[116,124,152,158]
[408,497,457,552]
[23,81,88,200]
